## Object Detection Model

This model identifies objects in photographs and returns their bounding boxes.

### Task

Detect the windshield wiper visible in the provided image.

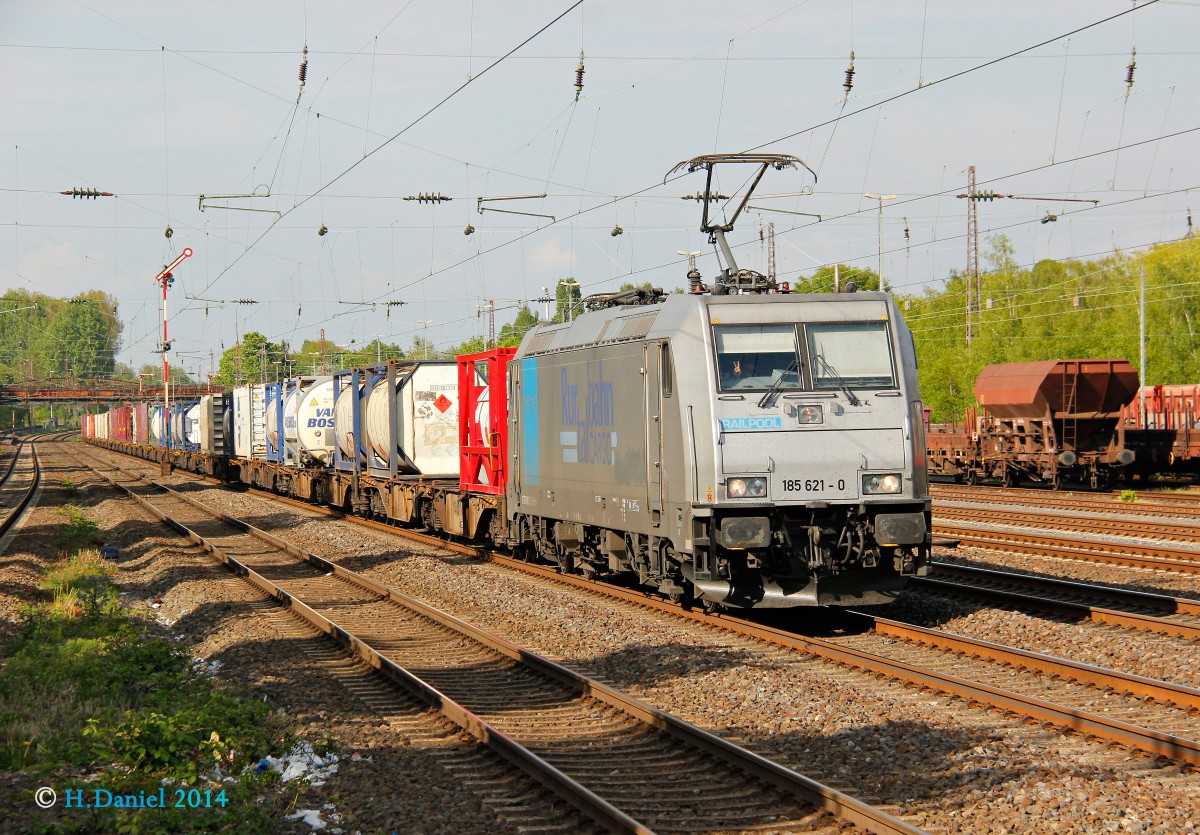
[757,358,800,409]
[814,354,861,406]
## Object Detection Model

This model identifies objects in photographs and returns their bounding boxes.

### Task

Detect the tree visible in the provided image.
[498,306,540,348]
[344,338,404,368]
[445,335,486,357]
[213,332,286,384]
[790,264,880,294]
[554,278,582,323]
[0,291,122,382]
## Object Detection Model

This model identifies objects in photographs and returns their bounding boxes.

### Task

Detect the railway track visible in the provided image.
[918,562,1200,642]
[934,503,1200,544]
[930,519,1200,574]
[0,441,43,543]
[82,443,1200,773]
[79,450,919,835]
[931,485,1200,520]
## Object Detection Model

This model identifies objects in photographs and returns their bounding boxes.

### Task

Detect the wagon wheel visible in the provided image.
[1049,471,1063,491]
[964,470,978,487]
[1002,468,1020,489]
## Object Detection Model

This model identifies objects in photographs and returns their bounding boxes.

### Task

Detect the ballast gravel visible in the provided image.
[146,465,1200,835]
[0,442,521,835]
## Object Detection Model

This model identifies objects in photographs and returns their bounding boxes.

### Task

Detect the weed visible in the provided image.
[1119,489,1138,503]
[56,505,102,554]
[61,477,78,497]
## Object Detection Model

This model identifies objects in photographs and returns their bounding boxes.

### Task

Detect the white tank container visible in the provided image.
[150,406,164,443]
[334,381,366,461]
[292,378,336,464]
[363,364,460,476]
[184,404,201,447]
[267,378,335,464]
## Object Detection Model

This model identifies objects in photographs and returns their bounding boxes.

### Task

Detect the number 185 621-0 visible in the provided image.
[782,478,846,492]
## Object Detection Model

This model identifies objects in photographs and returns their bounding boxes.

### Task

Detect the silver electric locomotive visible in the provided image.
[506,154,931,608]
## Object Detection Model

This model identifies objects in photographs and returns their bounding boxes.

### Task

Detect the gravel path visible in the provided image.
[100,445,1200,834]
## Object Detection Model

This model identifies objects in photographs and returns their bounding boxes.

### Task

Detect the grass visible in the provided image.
[0,511,298,832]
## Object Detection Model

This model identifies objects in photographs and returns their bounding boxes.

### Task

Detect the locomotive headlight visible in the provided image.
[726,477,767,498]
[798,405,824,425]
[714,516,771,549]
[862,473,903,495]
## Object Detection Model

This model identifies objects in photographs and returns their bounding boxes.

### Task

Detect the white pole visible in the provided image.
[1140,261,1146,422]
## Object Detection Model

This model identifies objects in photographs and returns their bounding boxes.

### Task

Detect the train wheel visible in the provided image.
[1002,468,1020,488]
[965,470,978,486]
[1050,472,1063,491]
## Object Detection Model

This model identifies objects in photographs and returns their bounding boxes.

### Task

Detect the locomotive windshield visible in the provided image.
[714,321,895,391]
[807,322,894,389]
[715,325,802,391]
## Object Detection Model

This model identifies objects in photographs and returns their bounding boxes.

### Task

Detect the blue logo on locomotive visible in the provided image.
[719,416,783,431]
[560,359,616,465]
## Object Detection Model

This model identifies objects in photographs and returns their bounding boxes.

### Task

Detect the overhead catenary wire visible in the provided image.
[328,0,1174,312]
[181,0,585,307]
[16,0,1190,369]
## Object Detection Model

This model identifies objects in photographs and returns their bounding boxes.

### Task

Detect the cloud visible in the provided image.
[528,239,573,274]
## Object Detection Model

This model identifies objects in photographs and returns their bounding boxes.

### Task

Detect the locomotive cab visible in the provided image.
[682,292,931,607]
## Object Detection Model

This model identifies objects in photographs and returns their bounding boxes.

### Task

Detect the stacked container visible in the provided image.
[232,385,267,459]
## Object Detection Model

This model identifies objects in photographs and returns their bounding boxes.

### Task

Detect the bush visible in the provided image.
[1119,489,1138,503]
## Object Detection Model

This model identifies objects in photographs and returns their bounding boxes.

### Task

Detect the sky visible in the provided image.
[3,0,1198,379]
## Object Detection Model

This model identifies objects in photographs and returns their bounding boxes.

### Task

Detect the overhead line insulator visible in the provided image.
[574,49,585,101]
[60,187,114,199]
[843,51,856,98]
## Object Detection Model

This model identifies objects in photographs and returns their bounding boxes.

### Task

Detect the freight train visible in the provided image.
[83,153,933,609]
[926,359,1200,489]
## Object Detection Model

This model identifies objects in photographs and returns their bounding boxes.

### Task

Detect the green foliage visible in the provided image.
[93,692,277,779]
[554,278,582,323]
[498,305,541,347]
[1119,489,1138,503]
[213,331,286,385]
[0,570,295,832]
[41,551,117,618]
[899,235,1200,421]
[445,335,486,357]
[791,264,881,294]
[56,506,102,554]
[0,290,122,383]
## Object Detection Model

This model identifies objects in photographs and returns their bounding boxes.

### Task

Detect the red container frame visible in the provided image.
[457,347,516,495]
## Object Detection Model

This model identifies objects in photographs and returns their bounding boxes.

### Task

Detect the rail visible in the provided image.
[81,452,923,835]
